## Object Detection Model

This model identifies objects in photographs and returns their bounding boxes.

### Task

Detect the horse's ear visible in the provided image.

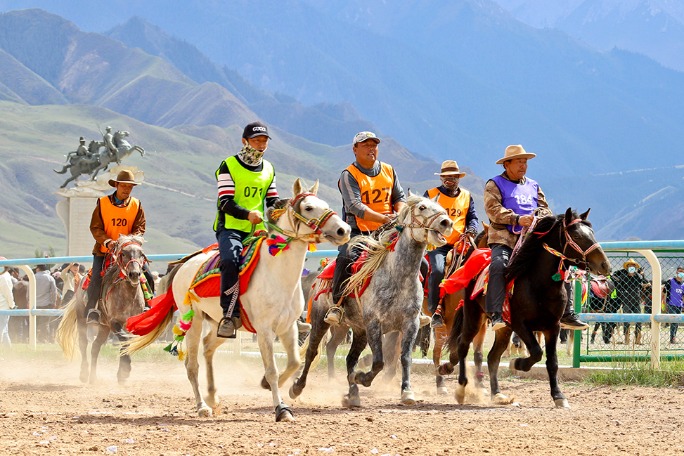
[407,189,415,198]
[310,179,319,195]
[580,208,591,220]
[430,193,439,203]
[564,208,573,225]
[293,178,303,195]
[482,222,489,231]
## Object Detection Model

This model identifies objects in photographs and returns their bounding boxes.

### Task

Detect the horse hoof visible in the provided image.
[261,376,271,390]
[275,403,295,422]
[401,390,416,405]
[342,394,361,408]
[436,386,449,396]
[197,406,213,418]
[289,383,301,400]
[492,392,514,405]
[454,385,466,405]
[508,359,517,374]
[554,398,570,409]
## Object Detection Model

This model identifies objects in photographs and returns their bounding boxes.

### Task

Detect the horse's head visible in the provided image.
[561,208,611,276]
[111,234,147,286]
[273,178,351,246]
[399,193,453,246]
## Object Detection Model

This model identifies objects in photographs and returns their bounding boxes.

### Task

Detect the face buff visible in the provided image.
[238,144,266,166]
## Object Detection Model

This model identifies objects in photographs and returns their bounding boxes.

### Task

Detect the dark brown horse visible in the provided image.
[57,235,147,384]
[440,209,610,408]
[424,225,489,395]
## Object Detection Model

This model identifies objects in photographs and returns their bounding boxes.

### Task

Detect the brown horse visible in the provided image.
[440,209,610,408]
[422,225,488,395]
[57,235,147,384]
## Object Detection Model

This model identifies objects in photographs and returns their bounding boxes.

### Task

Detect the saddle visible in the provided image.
[187,237,266,334]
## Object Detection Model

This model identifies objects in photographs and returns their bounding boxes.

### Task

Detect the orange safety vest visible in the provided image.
[346,162,394,232]
[427,187,470,245]
[98,196,141,253]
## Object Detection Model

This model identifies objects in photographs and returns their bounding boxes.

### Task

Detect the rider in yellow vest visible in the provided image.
[86,169,153,324]
[424,160,479,328]
[215,122,280,338]
[324,131,407,325]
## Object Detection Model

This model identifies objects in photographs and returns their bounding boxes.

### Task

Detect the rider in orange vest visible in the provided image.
[424,160,479,328]
[324,131,406,325]
[85,169,154,324]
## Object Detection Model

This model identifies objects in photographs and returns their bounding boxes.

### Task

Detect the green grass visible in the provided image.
[585,360,684,387]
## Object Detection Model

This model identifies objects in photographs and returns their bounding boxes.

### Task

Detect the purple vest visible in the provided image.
[668,278,684,307]
[491,175,539,233]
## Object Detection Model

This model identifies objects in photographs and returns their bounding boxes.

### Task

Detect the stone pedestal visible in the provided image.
[55,167,144,256]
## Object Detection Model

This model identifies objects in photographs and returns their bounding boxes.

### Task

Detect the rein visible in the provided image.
[539,217,600,281]
[265,192,337,253]
[111,239,146,283]
[400,206,447,243]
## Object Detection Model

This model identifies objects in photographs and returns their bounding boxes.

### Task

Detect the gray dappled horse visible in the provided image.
[57,235,147,384]
[290,194,453,407]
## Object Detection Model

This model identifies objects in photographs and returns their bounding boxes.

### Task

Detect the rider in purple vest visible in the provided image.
[662,266,684,344]
[484,145,588,331]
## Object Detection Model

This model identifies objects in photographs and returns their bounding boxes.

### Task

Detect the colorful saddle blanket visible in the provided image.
[188,237,265,334]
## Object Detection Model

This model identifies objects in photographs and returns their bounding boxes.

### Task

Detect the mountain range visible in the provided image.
[0,2,683,257]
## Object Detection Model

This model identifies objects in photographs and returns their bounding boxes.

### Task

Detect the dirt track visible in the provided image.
[0,347,683,456]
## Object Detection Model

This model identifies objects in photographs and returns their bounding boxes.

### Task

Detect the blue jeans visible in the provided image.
[216,227,248,318]
[485,244,512,315]
[427,244,452,313]
[667,304,682,341]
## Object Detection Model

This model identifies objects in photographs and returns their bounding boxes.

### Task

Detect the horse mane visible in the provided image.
[504,212,566,281]
[343,194,422,295]
[116,234,145,246]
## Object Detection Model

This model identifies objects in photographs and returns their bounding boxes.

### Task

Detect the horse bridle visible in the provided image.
[268,192,337,243]
[542,217,600,270]
[401,205,448,243]
[111,239,147,282]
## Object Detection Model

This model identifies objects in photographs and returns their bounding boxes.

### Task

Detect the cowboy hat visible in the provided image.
[495,144,537,165]
[623,258,640,269]
[108,170,139,187]
[434,160,466,177]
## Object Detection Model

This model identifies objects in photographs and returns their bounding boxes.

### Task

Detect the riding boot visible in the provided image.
[217,280,241,339]
[430,305,445,328]
[324,299,345,326]
[560,300,589,330]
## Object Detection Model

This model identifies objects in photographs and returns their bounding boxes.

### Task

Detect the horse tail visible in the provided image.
[54,167,67,174]
[122,308,175,356]
[444,303,465,357]
[56,295,80,359]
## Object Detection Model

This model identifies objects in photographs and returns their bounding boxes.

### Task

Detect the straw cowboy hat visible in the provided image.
[623,258,640,269]
[108,170,139,187]
[434,160,466,177]
[495,144,537,165]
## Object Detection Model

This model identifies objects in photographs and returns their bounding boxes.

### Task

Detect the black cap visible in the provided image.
[242,121,271,139]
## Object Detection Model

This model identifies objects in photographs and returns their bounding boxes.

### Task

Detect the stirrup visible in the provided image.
[324,306,344,325]
[430,313,445,329]
[86,309,101,325]
[217,316,241,339]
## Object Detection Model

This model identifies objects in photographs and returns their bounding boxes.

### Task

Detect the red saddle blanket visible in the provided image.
[440,247,514,325]
[126,240,263,336]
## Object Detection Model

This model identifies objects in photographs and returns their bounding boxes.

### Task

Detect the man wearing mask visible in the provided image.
[612,258,650,344]
[484,145,588,331]
[215,122,279,338]
[424,160,478,328]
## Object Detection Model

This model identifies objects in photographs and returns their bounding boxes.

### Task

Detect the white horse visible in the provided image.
[124,179,350,422]
[291,193,453,406]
